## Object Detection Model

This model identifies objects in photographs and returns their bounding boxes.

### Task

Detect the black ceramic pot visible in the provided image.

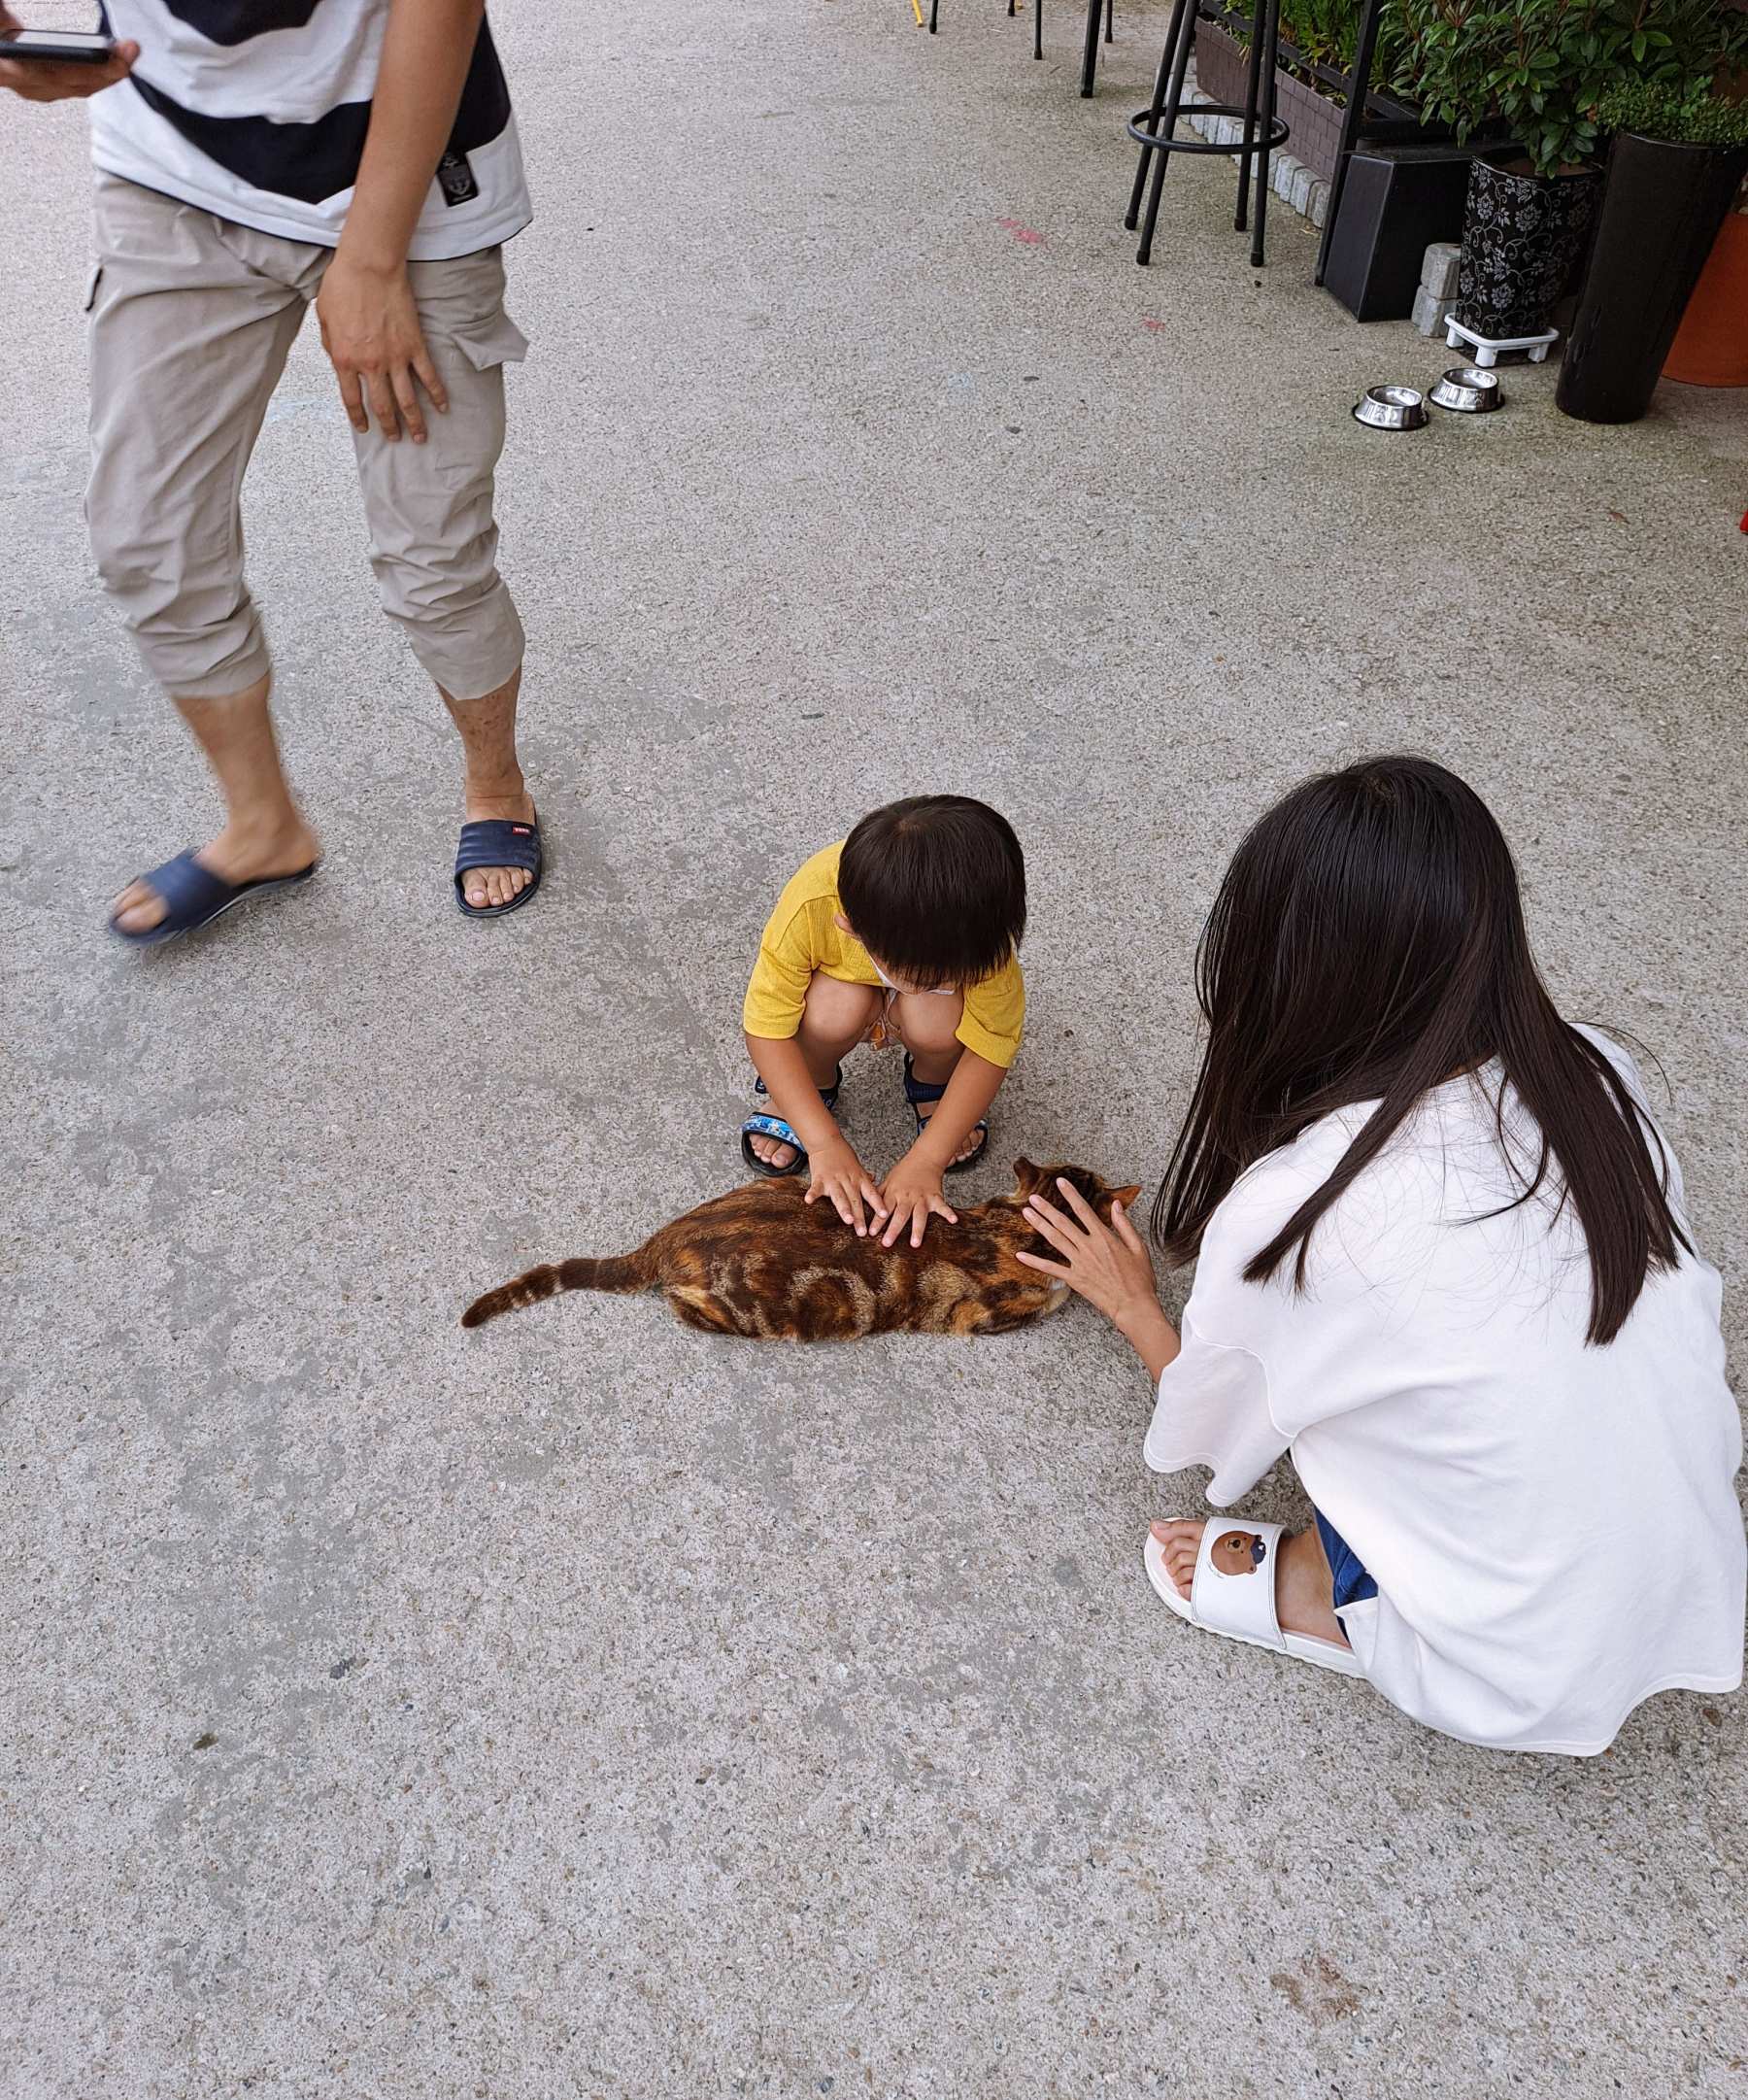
[1455,153,1603,339]
[1557,132,1748,423]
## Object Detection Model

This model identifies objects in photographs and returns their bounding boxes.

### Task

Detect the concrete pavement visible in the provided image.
[3,3,1745,2093]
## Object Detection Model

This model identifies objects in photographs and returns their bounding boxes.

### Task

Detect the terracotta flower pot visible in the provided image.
[1664,208,1748,388]
[1455,153,1602,339]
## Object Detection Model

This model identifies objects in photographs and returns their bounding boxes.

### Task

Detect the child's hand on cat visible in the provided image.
[804,1136,890,1238]
[878,1148,960,1250]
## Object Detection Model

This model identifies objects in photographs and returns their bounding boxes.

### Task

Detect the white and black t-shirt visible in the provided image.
[89,2,531,256]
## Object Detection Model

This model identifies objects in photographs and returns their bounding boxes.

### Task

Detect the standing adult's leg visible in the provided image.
[349,244,537,913]
[89,178,321,934]
[436,663,534,913]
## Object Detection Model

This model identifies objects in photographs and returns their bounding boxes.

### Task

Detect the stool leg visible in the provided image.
[1234,4,1267,234]
[1036,0,1044,60]
[1124,0,1188,232]
[1134,0,1195,267]
[1080,0,1102,93]
[929,0,939,31]
[1105,0,1115,41]
[1251,0,1282,267]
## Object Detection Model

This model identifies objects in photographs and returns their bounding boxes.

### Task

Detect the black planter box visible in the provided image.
[1322,145,1482,321]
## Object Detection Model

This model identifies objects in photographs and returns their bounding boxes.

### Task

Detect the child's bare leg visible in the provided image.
[891,991,984,1166]
[749,974,880,1169]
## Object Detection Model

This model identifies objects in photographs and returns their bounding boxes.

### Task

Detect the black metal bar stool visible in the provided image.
[1126,0,1290,269]
[928,0,1047,61]
[925,0,1115,79]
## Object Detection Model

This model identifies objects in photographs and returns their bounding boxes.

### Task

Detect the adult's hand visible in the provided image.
[1018,1177,1157,1320]
[315,251,448,443]
[1017,1176,1182,1378]
[0,11,138,99]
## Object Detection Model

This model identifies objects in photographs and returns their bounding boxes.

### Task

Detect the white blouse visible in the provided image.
[1145,1030,1744,1753]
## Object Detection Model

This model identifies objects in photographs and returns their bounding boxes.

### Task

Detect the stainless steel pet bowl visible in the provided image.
[1429,364,1503,413]
[1353,384,1429,431]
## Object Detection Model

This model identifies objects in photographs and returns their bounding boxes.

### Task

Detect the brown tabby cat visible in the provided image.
[461,1158,1141,1342]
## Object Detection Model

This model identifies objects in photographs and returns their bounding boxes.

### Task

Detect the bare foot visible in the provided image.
[111,812,320,936]
[1150,1519,1351,1650]
[458,788,538,912]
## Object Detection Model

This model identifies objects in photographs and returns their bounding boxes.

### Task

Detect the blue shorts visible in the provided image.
[1313,1507,1379,1610]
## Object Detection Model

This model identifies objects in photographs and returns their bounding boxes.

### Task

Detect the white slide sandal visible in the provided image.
[1144,1519,1367,1678]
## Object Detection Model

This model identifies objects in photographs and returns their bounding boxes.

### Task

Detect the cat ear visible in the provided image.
[1012,1156,1041,1193]
[1111,1185,1143,1211]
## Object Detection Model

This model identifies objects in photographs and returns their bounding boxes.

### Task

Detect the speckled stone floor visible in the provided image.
[4,4,1745,2094]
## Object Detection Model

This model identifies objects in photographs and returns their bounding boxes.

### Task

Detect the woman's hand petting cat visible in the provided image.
[1018,1178,1181,1377]
[879,1147,959,1249]
[804,1136,890,1238]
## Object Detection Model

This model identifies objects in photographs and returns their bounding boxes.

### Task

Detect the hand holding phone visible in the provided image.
[0,11,138,100]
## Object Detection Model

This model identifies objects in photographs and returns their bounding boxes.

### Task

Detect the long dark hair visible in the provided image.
[1152,756,1688,1344]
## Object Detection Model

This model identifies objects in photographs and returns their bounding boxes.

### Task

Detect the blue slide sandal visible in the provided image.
[740,1067,841,1178]
[109,850,319,948]
[454,814,543,920]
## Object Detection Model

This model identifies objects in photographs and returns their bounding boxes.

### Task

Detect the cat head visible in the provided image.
[1009,1158,1144,1215]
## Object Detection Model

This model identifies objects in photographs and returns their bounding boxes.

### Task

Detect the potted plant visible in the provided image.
[1392,0,1744,342]
[1559,82,1748,421]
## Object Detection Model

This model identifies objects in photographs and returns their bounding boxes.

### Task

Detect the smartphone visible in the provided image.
[0,30,118,62]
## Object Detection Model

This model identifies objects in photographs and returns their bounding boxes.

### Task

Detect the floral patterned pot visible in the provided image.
[1455,153,1603,340]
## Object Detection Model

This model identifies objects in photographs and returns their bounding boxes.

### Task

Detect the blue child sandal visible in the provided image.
[454,813,543,920]
[740,1067,842,1179]
[109,850,319,948]
[902,1051,989,1173]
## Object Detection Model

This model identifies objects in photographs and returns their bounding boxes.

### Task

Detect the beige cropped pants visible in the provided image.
[84,173,527,702]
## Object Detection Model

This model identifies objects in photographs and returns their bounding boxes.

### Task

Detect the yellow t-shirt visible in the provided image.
[742,842,1025,1069]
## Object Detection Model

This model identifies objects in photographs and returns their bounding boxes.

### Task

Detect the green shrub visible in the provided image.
[1388,0,1748,178]
[1277,0,1376,71]
[1213,0,1407,93]
[1597,78,1748,145]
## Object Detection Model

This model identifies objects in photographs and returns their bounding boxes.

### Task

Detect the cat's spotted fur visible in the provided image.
[461,1159,1140,1341]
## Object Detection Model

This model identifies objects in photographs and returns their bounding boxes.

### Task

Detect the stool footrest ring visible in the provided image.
[1126,103,1291,156]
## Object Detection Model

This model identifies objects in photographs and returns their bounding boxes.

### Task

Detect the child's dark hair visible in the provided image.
[838,796,1025,990]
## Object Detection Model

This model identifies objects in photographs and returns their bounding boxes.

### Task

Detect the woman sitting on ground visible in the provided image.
[1021,755,1742,1754]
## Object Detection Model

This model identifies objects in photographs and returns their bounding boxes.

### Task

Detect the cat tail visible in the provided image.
[460,1249,655,1329]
